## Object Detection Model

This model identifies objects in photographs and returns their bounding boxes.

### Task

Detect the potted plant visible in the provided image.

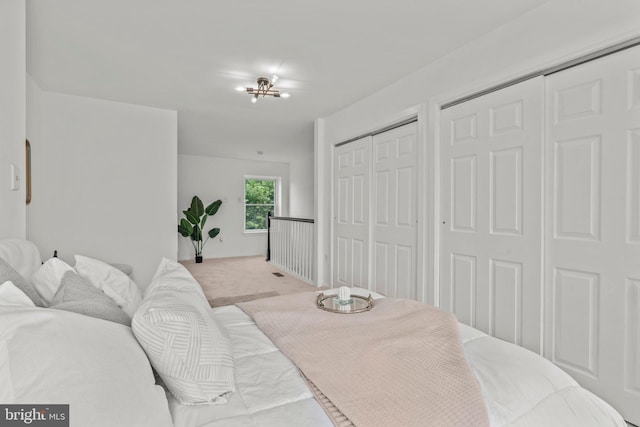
[178,196,222,263]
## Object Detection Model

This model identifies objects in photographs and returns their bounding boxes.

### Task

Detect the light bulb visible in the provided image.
[251,95,258,104]
[281,93,290,98]
[271,74,279,84]
[235,86,246,92]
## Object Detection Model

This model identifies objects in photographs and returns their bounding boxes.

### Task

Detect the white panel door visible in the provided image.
[545,45,640,424]
[333,137,371,288]
[440,77,544,353]
[371,122,419,298]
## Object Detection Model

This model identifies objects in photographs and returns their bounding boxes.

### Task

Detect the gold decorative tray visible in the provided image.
[316,292,373,314]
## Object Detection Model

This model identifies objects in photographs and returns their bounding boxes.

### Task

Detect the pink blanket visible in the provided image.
[238,292,489,427]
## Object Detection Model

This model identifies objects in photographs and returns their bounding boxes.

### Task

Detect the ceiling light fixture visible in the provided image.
[243,75,289,103]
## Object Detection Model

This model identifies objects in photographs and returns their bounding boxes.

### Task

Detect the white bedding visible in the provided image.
[0,307,173,427]
[459,324,624,426]
[168,305,333,427]
[0,235,625,427]
[169,298,625,427]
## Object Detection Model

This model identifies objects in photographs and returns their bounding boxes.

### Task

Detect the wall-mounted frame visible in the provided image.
[25,139,31,205]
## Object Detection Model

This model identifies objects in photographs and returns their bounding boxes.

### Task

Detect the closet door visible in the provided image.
[440,77,544,353]
[333,137,371,288]
[371,122,419,298]
[545,45,640,424]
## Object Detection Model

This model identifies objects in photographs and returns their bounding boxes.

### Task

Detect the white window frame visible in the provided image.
[243,175,281,233]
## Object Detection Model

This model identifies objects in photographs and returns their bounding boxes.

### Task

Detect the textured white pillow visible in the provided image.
[74,255,142,317]
[0,306,173,426]
[132,258,235,405]
[30,257,76,304]
[0,281,36,307]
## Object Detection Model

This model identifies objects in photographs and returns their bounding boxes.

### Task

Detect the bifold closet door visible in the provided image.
[333,137,371,288]
[371,122,419,299]
[544,44,640,424]
[333,123,419,296]
[440,77,544,353]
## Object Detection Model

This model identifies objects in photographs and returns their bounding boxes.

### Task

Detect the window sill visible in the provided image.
[244,229,267,235]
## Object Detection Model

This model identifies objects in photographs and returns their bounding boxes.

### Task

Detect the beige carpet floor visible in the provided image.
[181,255,324,307]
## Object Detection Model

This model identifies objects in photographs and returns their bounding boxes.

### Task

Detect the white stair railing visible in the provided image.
[267,214,315,284]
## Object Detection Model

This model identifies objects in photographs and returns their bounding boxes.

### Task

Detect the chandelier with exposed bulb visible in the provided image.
[239,75,290,103]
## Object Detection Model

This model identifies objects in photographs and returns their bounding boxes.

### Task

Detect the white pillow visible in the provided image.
[0,239,42,280]
[74,255,142,317]
[0,281,36,307]
[132,258,235,405]
[0,306,173,426]
[30,257,76,304]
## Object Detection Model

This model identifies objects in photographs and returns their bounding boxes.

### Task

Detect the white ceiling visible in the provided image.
[26,0,547,163]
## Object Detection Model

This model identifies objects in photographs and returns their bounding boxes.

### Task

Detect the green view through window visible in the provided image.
[245,178,277,231]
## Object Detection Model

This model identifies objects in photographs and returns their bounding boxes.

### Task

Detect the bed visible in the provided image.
[0,239,626,426]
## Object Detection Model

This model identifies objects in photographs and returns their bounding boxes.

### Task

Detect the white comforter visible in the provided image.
[168,301,625,427]
[459,324,623,426]
[168,305,333,427]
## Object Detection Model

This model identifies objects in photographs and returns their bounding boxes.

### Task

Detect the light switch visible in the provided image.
[10,164,19,191]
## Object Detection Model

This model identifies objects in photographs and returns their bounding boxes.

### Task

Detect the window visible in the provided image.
[244,177,279,231]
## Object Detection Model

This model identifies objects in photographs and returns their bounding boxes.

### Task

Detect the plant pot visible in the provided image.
[195,255,203,263]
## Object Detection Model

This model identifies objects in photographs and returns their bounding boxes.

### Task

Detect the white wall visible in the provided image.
[26,82,178,287]
[0,0,26,239]
[178,154,289,261]
[316,0,640,289]
[289,152,314,218]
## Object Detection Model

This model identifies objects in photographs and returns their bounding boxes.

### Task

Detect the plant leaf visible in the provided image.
[190,196,204,218]
[205,200,222,216]
[183,210,199,225]
[178,219,193,237]
[178,225,189,237]
[208,227,220,239]
[200,214,207,229]
[190,225,203,242]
